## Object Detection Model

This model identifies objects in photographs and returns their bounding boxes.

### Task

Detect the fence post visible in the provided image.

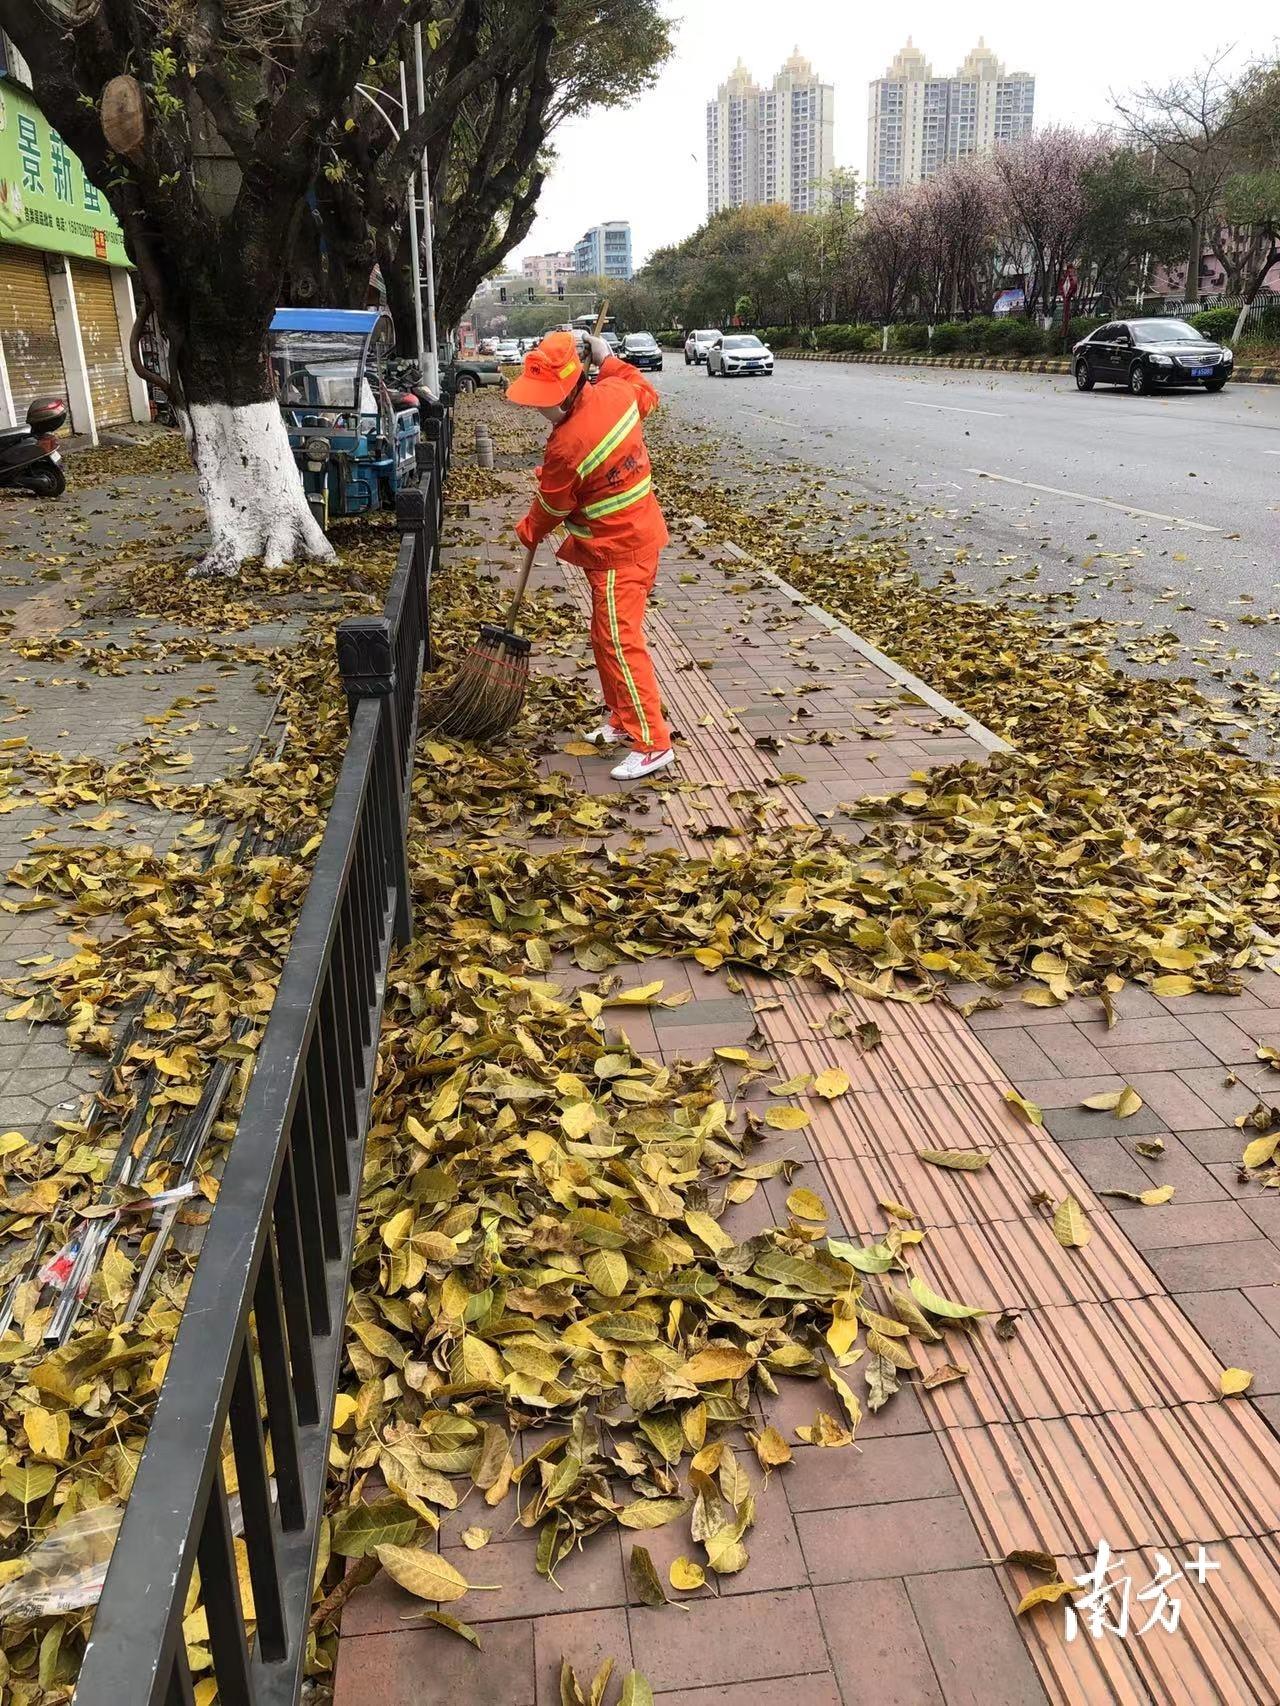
[335,617,413,948]
[395,483,433,671]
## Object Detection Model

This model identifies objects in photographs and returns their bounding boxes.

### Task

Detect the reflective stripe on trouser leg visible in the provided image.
[588,588,622,718]
[591,563,670,753]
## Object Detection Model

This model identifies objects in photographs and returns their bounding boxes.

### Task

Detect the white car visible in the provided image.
[495,340,522,364]
[706,333,774,377]
[684,329,719,365]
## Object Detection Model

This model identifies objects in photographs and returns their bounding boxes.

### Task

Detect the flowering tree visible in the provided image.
[855,189,924,324]
[990,128,1108,319]
[915,160,999,319]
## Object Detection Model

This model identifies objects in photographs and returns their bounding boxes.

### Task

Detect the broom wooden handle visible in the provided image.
[505,543,537,626]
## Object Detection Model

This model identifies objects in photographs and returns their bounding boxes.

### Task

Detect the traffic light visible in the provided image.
[499,285,507,303]
[528,286,535,303]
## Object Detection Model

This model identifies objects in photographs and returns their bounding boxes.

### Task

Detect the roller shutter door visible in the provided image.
[75,261,132,427]
[0,246,67,417]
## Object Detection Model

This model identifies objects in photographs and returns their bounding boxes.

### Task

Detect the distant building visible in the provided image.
[706,50,835,218]
[521,251,574,294]
[867,38,1035,190]
[472,273,522,302]
[573,222,632,280]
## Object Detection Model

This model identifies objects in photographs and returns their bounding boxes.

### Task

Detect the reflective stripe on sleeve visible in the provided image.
[536,491,573,517]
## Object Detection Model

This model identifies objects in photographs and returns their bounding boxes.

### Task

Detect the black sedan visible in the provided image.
[1073,318,1232,395]
[622,332,663,372]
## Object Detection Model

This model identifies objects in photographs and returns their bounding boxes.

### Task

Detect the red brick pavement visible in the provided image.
[331,475,1280,1706]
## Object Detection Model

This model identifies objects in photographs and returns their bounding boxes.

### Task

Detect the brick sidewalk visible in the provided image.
[333,450,1280,1706]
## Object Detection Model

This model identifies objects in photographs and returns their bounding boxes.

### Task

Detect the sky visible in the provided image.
[513,3,1274,272]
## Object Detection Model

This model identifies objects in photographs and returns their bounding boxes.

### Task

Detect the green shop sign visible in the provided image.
[0,79,128,264]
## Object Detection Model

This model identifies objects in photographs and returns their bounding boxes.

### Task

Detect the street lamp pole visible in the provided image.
[413,23,441,396]
[397,60,427,376]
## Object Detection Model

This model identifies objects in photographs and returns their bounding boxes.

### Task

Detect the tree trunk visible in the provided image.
[163,232,333,577]
[1186,215,1204,304]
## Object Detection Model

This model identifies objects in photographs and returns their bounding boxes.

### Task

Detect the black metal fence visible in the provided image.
[73,400,452,1706]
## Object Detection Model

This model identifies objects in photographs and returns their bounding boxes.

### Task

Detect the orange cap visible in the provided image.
[506,330,584,406]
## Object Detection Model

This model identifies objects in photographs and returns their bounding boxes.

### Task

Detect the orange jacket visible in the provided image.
[516,356,670,570]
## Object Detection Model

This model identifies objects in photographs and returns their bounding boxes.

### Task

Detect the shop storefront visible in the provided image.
[0,74,148,438]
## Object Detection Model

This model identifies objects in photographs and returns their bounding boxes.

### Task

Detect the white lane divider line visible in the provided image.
[903,401,1007,418]
[965,468,1220,533]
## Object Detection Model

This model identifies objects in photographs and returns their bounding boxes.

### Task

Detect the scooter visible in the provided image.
[0,397,68,498]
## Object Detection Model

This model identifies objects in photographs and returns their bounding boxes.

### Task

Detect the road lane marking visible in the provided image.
[964,468,1220,533]
[904,401,1007,418]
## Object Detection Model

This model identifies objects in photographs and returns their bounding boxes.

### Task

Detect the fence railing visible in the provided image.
[73,399,451,1706]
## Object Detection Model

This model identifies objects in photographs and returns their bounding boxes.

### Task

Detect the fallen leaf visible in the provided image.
[917,1148,990,1172]
[922,1362,969,1390]
[1017,1579,1080,1614]
[1004,1090,1043,1127]
[669,1556,706,1591]
[1052,1196,1090,1248]
[374,1545,471,1603]
[1220,1367,1254,1397]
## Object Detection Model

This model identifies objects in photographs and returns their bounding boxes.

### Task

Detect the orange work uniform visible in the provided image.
[515,357,671,753]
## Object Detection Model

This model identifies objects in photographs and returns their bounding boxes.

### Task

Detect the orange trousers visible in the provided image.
[584,558,671,753]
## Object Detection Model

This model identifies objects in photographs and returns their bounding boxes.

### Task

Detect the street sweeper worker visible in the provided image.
[506,328,674,782]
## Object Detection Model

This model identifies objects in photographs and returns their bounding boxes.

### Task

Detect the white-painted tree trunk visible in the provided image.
[183,400,335,576]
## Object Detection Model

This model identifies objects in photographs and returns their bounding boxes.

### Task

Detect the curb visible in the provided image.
[774,349,1280,384]
[715,542,1012,757]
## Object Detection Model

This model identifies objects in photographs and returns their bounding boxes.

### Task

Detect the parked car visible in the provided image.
[478,338,497,355]
[706,333,774,378]
[684,329,719,365]
[622,332,663,372]
[495,339,522,365]
[446,354,503,395]
[601,331,621,357]
[1073,319,1233,395]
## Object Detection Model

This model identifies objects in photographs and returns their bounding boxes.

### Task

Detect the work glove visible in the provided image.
[584,333,611,369]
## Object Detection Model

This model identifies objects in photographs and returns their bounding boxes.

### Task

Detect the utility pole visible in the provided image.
[413,23,441,396]
[397,59,427,376]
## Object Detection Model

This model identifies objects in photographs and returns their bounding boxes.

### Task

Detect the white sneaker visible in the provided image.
[611,747,675,782]
[585,720,624,747]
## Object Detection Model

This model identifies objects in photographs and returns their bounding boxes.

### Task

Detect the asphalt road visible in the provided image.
[656,356,1280,737]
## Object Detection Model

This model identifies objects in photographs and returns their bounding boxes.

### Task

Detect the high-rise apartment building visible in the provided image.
[572,222,633,280]
[867,38,1034,190]
[521,251,574,294]
[706,51,835,218]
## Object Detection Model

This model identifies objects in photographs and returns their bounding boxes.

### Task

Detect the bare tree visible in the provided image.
[1112,51,1262,303]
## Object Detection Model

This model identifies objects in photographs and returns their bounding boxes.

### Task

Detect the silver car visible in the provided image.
[684,329,719,365]
[706,333,774,377]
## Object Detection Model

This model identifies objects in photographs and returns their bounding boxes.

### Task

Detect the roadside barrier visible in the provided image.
[74,404,452,1706]
[774,350,1280,384]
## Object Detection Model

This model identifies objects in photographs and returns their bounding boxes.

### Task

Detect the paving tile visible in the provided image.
[1029,1026,1114,1077]
[334,1619,536,1706]
[1122,1072,1223,1132]
[629,1587,828,1693]
[1108,1200,1259,1252]
[1144,1239,1280,1292]
[1175,1289,1280,1395]
[816,1577,943,1706]
[1171,1068,1269,1122]
[623,1479,808,1600]
[1179,1127,1254,1165]
[1071,1015,1192,1049]
[532,1607,632,1706]
[655,1677,842,1706]
[341,1532,625,1636]
[1041,1104,1172,1141]
[784,1433,957,1513]
[796,1495,984,1583]
[1096,1041,1219,1075]
[975,1028,1060,1082]
[1012,1076,1124,1111]
[906,1569,1047,1705]
[757,1373,930,1442]
[1184,1011,1271,1065]
[1243,1197,1280,1243]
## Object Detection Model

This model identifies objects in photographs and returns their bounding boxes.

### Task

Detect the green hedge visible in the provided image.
[1189,307,1237,343]
[813,323,880,352]
[655,330,684,349]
